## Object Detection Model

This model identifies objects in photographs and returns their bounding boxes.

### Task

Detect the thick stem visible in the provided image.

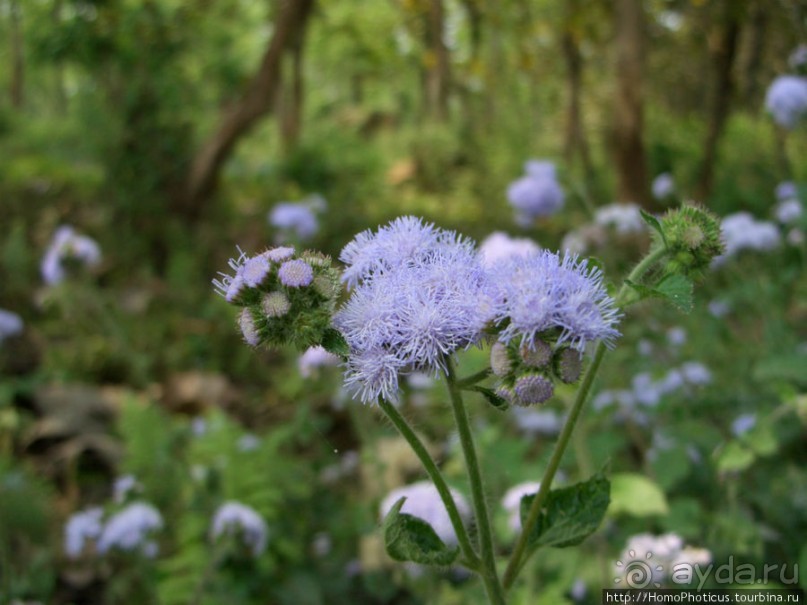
[503,244,668,591]
[444,358,507,605]
[377,399,481,570]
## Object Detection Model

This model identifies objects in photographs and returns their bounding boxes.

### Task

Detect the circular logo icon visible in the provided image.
[614,549,664,588]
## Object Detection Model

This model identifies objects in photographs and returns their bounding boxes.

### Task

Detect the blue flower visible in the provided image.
[268,196,324,242]
[765,75,807,129]
[97,502,163,557]
[211,501,269,557]
[491,251,621,351]
[0,309,23,344]
[506,160,564,223]
[41,225,102,285]
[278,259,314,287]
[335,219,493,403]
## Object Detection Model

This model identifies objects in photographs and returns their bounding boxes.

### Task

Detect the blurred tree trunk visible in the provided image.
[9,0,24,109]
[52,0,68,114]
[695,0,743,201]
[562,29,594,191]
[278,16,308,152]
[738,0,767,106]
[424,0,451,121]
[183,0,315,215]
[612,0,649,207]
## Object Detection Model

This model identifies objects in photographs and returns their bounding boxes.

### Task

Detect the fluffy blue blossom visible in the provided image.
[64,507,104,558]
[335,218,493,403]
[0,309,23,344]
[491,251,621,352]
[765,75,807,129]
[41,225,102,285]
[210,501,269,557]
[97,502,163,557]
[594,203,646,234]
[506,160,564,223]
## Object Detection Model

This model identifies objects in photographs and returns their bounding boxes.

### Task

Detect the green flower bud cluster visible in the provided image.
[656,204,724,280]
[214,247,343,352]
[491,337,584,407]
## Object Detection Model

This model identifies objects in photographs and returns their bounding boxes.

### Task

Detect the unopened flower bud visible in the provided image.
[555,348,582,384]
[513,374,554,406]
[520,340,552,368]
[262,292,290,317]
[490,342,513,377]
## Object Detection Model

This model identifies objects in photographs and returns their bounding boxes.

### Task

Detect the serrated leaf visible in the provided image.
[640,209,668,248]
[383,497,459,566]
[608,473,668,517]
[625,274,693,313]
[321,328,350,358]
[655,274,693,313]
[520,473,610,549]
[471,386,509,411]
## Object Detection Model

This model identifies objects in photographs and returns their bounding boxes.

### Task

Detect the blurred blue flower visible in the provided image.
[765,75,807,129]
[64,507,104,558]
[0,309,23,344]
[97,502,163,557]
[211,501,269,557]
[506,160,564,223]
[41,225,102,285]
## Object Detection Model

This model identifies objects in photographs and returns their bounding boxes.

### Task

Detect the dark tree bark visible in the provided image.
[183,0,315,214]
[562,30,594,190]
[424,0,451,121]
[695,0,744,201]
[738,0,766,107]
[278,17,308,151]
[612,0,649,207]
[10,0,24,109]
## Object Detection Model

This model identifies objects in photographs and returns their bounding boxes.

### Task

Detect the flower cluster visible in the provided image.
[0,309,23,344]
[595,203,646,234]
[268,194,326,242]
[41,225,102,285]
[335,217,493,402]
[213,246,342,351]
[487,251,621,406]
[379,481,470,546]
[506,160,565,225]
[210,501,269,557]
[652,173,676,201]
[712,212,780,267]
[96,502,164,557]
[765,75,807,130]
[774,181,803,225]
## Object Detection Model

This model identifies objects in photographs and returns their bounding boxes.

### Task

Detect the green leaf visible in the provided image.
[654,274,693,313]
[320,328,349,358]
[640,209,668,248]
[520,473,610,549]
[471,386,509,411]
[753,353,807,387]
[382,497,459,566]
[608,473,669,517]
[715,441,755,473]
[625,274,693,313]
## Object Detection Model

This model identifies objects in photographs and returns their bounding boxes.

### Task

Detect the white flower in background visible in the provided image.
[478,232,540,268]
[731,413,757,437]
[210,501,269,557]
[64,507,104,558]
[41,225,102,285]
[594,203,646,235]
[0,309,23,344]
[97,502,163,557]
[297,345,340,378]
[764,75,807,129]
[652,173,675,200]
[511,407,562,435]
[501,481,541,531]
[712,212,781,267]
[379,481,470,546]
[113,474,139,504]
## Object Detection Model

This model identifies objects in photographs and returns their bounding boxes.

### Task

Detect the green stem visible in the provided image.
[378,398,481,570]
[444,358,507,605]
[457,368,493,388]
[502,244,669,591]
